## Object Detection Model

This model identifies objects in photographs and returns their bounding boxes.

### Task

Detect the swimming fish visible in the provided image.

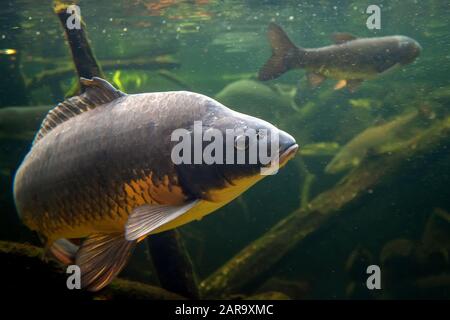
[325,111,418,174]
[13,77,298,291]
[258,23,422,91]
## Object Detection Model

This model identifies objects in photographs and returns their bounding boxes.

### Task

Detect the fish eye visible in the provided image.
[234,134,249,150]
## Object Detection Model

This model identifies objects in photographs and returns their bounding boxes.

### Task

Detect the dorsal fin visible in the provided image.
[33,77,126,145]
[331,32,358,44]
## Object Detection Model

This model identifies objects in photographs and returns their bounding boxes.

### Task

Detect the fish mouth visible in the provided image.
[279,143,299,167]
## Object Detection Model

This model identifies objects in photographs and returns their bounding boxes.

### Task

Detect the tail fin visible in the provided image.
[258,23,300,81]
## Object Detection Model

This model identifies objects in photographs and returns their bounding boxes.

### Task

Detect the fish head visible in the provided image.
[395,36,422,65]
[174,102,298,203]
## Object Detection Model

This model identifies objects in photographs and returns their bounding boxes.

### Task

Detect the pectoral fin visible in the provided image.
[125,200,199,241]
[75,233,136,291]
[334,79,347,90]
[334,79,363,92]
[307,72,326,88]
[48,238,79,265]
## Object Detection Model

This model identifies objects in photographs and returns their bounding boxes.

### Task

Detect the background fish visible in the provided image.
[13,77,298,291]
[325,111,419,174]
[258,23,422,92]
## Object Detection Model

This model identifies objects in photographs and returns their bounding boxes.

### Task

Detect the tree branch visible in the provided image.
[0,240,185,300]
[200,117,450,297]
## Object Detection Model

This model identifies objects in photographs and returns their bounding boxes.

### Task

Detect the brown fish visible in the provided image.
[258,23,422,91]
[13,77,298,291]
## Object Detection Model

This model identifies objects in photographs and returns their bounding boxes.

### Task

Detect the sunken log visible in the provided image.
[54,1,103,80]
[0,240,184,300]
[200,116,450,298]
[147,230,200,299]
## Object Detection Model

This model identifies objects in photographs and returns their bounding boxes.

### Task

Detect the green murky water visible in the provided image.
[0,0,449,299]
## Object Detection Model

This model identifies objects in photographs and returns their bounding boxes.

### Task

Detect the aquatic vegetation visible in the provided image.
[299,142,340,157]
[112,70,151,92]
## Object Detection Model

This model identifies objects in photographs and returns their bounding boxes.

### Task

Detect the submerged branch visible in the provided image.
[26,57,181,91]
[200,117,450,298]
[54,1,103,80]
[147,230,200,299]
[0,240,185,300]
[26,2,180,92]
